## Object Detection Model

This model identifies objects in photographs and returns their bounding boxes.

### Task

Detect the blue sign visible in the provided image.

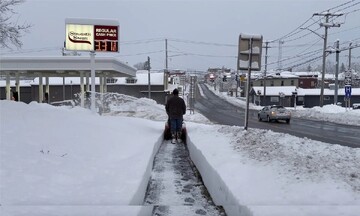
[345,85,352,98]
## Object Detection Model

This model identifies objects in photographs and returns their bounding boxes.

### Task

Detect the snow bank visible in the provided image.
[186,128,253,216]
[186,122,360,216]
[0,100,163,215]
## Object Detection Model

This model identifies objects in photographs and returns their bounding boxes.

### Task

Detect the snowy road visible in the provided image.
[196,83,360,148]
[143,140,226,216]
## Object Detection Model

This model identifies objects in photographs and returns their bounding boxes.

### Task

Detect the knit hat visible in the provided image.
[172,88,179,95]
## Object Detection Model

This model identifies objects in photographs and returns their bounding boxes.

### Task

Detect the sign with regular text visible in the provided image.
[65,18,119,52]
[94,25,118,52]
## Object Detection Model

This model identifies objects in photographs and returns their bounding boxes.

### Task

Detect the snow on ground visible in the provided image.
[1,91,360,216]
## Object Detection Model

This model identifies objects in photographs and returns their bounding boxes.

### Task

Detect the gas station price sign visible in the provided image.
[94,25,118,52]
[65,18,119,53]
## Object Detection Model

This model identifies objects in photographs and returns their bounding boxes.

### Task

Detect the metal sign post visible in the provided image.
[238,34,263,130]
[90,51,96,113]
[344,70,352,108]
[244,38,254,130]
[188,75,196,114]
[345,85,352,108]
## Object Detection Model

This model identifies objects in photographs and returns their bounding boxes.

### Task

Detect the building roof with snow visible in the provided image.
[252,86,360,96]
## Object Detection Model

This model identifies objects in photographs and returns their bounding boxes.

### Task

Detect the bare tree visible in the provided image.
[0,0,31,49]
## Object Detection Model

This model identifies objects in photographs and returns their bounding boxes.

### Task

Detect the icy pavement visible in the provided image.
[144,140,226,216]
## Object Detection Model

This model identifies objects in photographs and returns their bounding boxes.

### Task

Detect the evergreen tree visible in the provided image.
[307,64,312,72]
[340,63,346,72]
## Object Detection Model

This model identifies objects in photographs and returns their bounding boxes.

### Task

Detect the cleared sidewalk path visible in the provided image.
[144,140,226,216]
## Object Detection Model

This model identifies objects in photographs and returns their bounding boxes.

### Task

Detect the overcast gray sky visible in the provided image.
[2,0,360,72]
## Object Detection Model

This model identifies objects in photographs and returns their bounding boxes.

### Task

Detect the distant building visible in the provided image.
[1,71,174,105]
[250,86,360,108]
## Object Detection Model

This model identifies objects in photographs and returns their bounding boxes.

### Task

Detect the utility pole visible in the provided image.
[263,41,270,105]
[165,39,169,91]
[147,56,151,99]
[236,50,239,97]
[313,11,343,107]
[165,39,168,70]
[277,40,284,70]
[62,46,66,101]
[348,42,352,70]
[334,39,340,105]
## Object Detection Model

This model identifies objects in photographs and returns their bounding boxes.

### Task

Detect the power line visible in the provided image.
[322,0,357,13]
[268,48,322,66]
[272,0,358,43]
[168,38,236,47]
[168,50,236,58]
[284,54,328,70]
[0,47,62,55]
[115,50,164,57]
[333,0,360,13]
[119,38,164,45]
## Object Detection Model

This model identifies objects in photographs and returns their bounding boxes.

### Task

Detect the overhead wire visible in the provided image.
[269,0,360,70]
[115,50,164,57]
[283,53,328,70]
[119,38,164,45]
[272,0,357,43]
[0,47,62,55]
[167,38,236,47]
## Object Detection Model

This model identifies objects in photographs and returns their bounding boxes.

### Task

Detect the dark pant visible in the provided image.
[170,118,182,135]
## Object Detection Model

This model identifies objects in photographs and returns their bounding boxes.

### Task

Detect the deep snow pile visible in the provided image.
[292,104,360,126]
[100,92,211,124]
[216,126,360,192]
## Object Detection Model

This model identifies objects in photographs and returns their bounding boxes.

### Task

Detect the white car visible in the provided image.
[258,105,291,124]
[353,103,360,109]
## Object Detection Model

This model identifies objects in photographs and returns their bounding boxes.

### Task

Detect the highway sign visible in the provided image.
[345,85,352,98]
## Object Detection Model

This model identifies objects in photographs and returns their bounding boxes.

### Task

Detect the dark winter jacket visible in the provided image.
[165,95,186,119]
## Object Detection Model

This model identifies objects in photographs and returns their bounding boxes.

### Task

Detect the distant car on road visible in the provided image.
[353,103,360,109]
[258,105,291,124]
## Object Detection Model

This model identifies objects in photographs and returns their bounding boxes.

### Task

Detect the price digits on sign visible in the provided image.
[94,41,118,52]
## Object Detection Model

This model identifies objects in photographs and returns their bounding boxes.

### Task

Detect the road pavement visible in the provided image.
[195,83,360,148]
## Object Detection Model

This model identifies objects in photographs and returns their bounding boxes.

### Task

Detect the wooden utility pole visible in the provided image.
[313,11,343,107]
[334,39,340,105]
[147,56,151,99]
[263,41,270,105]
